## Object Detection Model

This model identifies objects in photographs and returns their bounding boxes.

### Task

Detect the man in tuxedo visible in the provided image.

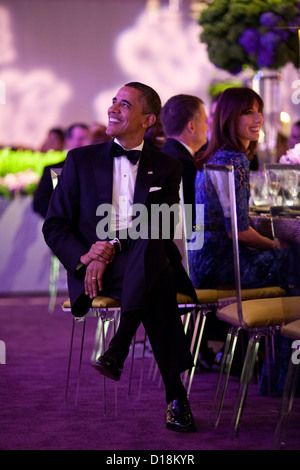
[43,82,196,432]
[33,123,90,218]
[161,94,208,235]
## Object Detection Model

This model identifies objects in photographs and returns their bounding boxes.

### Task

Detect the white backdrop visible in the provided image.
[1,0,299,150]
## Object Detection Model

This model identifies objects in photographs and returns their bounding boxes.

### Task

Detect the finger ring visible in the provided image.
[92,277,96,280]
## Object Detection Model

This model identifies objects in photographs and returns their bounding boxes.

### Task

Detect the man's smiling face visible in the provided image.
[106,86,155,149]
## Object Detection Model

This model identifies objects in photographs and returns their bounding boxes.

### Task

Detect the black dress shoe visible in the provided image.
[92,354,122,381]
[166,398,195,432]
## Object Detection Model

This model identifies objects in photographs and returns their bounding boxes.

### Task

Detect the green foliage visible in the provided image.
[0,148,66,197]
[199,0,300,74]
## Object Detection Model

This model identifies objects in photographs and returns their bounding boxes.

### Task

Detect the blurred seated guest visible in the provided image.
[64,122,90,149]
[161,94,208,234]
[288,120,300,149]
[189,87,299,292]
[89,122,112,144]
[195,93,220,169]
[40,127,65,152]
[33,122,90,218]
[276,132,289,161]
[144,119,166,150]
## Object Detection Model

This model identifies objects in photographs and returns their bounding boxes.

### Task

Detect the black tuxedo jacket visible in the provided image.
[33,160,65,218]
[43,141,196,316]
[162,138,196,231]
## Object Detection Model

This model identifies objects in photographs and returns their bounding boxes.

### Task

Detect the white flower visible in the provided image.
[0,169,39,192]
[279,143,300,164]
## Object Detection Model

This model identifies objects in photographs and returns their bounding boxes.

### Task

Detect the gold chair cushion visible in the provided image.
[281,319,300,340]
[63,294,195,311]
[195,286,286,305]
[62,296,121,310]
[217,296,300,328]
[177,293,197,305]
[195,289,219,304]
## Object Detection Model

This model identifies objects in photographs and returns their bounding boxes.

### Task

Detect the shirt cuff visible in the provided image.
[109,238,121,254]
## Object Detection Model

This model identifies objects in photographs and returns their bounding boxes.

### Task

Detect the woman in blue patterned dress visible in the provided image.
[189,87,295,291]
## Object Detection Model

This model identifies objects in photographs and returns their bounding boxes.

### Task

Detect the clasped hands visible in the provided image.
[80,241,116,298]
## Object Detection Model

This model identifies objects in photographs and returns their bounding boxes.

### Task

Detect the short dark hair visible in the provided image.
[49,127,65,142]
[125,82,161,119]
[65,123,89,139]
[160,94,204,136]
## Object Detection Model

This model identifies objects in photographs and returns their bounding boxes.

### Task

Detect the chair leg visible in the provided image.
[90,318,103,362]
[101,310,119,416]
[229,333,261,439]
[128,333,137,397]
[209,325,240,428]
[48,255,60,313]
[148,356,157,381]
[75,318,86,406]
[65,317,76,403]
[101,315,108,416]
[273,351,300,449]
[138,330,147,399]
[183,309,202,385]
[186,310,208,398]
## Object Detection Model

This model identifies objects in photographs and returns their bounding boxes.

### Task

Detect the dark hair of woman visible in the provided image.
[198,87,263,169]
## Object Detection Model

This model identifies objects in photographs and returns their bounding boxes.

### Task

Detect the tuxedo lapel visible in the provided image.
[133,145,155,205]
[92,142,114,204]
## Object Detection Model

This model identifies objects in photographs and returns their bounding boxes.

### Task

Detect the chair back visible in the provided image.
[204,164,244,325]
[176,180,204,276]
[265,164,300,288]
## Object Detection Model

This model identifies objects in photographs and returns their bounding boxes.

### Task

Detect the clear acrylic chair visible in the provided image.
[204,164,299,438]
[181,175,286,399]
[50,168,123,411]
[273,318,300,449]
[48,168,64,312]
[147,183,199,389]
[62,297,121,414]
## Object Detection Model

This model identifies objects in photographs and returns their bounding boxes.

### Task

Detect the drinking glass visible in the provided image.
[267,170,282,205]
[282,170,298,206]
[249,172,270,207]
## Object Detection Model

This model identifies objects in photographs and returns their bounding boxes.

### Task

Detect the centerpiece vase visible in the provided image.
[252,69,281,165]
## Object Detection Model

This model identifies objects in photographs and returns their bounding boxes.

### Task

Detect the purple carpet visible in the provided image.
[0,295,299,451]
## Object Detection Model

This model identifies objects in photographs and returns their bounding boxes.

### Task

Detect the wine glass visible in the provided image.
[249,171,270,207]
[282,170,298,206]
[267,171,282,206]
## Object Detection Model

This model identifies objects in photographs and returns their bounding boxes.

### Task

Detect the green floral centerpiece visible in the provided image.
[199,0,300,74]
[0,148,66,197]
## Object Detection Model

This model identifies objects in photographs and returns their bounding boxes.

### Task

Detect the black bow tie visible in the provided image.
[110,142,141,165]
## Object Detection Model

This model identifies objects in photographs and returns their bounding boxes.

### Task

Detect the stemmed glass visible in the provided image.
[282,170,298,206]
[249,171,270,207]
[267,171,282,206]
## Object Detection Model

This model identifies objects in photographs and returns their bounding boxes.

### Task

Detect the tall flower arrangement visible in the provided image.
[199,0,300,74]
[280,142,300,163]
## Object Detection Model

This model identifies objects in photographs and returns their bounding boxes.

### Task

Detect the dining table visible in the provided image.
[249,205,300,246]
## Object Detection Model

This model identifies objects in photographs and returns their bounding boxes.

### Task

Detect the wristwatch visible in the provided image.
[109,238,121,254]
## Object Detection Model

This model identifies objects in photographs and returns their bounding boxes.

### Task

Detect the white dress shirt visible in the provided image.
[110,138,144,232]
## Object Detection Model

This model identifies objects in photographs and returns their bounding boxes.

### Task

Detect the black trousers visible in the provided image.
[106,264,193,403]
